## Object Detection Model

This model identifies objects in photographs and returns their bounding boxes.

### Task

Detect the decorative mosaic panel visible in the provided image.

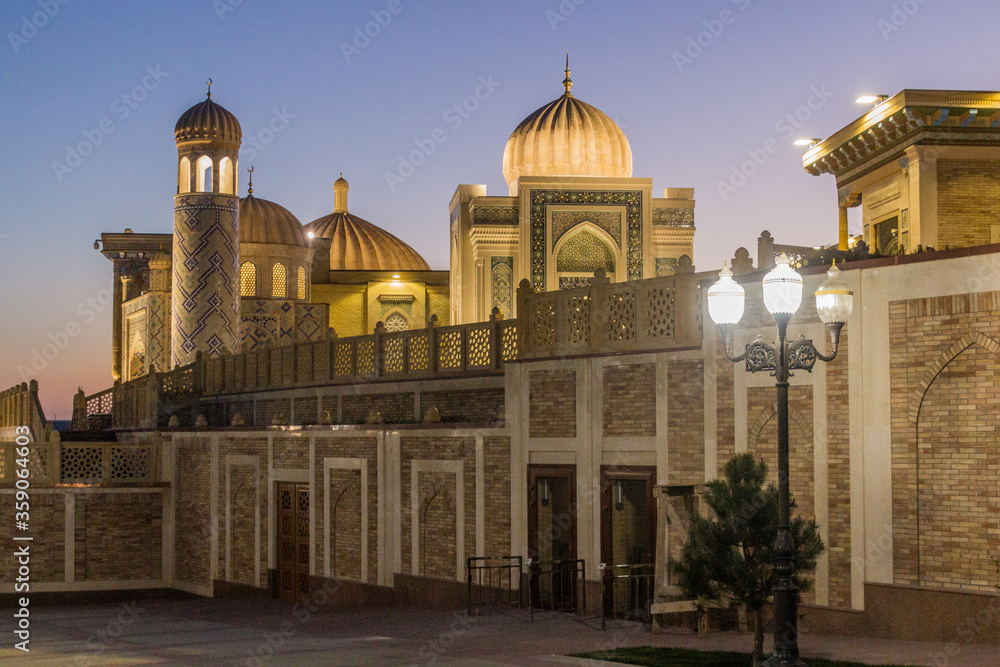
[380,300,413,318]
[384,312,408,332]
[655,257,677,277]
[652,207,694,226]
[551,210,622,249]
[530,189,642,291]
[473,205,518,225]
[172,193,241,367]
[559,277,593,290]
[295,303,329,343]
[124,292,170,374]
[490,256,513,318]
[555,231,615,273]
[125,310,148,380]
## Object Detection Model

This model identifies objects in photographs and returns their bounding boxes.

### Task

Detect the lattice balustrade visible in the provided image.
[334,341,354,377]
[110,446,152,481]
[61,446,104,483]
[356,339,376,375]
[467,325,491,369]
[409,331,430,371]
[528,299,557,350]
[500,323,518,362]
[566,294,591,345]
[314,343,329,382]
[382,335,405,374]
[161,365,195,399]
[606,289,636,342]
[437,330,463,370]
[643,284,675,340]
[87,389,113,416]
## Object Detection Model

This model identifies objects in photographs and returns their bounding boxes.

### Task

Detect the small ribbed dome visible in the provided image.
[148,252,171,270]
[306,175,429,271]
[175,95,241,146]
[239,195,308,247]
[502,63,631,193]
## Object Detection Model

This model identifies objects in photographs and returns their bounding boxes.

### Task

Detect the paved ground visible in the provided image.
[1,597,997,666]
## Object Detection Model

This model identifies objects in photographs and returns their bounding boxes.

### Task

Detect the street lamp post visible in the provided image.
[707,254,853,667]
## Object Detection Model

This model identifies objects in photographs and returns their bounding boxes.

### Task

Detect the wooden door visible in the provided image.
[277,482,310,601]
[527,465,577,610]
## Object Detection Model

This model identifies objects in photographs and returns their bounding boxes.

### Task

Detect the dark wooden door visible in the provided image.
[600,466,656,618]
[277,482,310,601]
[527,465,577,610]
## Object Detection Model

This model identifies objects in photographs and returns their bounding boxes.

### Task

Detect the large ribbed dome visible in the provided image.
[502,63,632,193]
[175,94,241,146]
[239,194,308,247]
[305,174,430,271]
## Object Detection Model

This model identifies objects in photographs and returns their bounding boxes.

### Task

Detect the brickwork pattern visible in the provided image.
[323,289,366,338]
[890,292,1000,593]
[314,436,378,584]
[218,438,268,588]
[76,492,162,581]
[417,471,458,578]
[0,492,64,583]
[328,469,363,581]
[421,388,504,423]
[529,370,576,438]
[293,396,318,425]
[484,436,511,557]
[273,436,309,469]
[937,160,1000,249]
[176,443,211,586]
[826,328,852,608]
[603,363,656,437]
[668,360,705,485]
[400,436,476,580]
[342,392,415,424]
[256,398,291,426]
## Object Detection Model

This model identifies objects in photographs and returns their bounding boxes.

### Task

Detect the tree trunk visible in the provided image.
[752,606,765,666]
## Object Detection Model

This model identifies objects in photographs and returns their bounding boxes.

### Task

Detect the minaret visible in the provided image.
[170,80,242,367]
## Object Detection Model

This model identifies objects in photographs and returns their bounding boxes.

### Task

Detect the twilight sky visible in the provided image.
[1,0,996,418]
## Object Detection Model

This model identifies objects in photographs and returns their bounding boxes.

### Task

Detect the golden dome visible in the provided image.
[305,175,429,271]
[502,61,632,193]
[175,93,241,147]
[239,194,308,247]
[148,252,171,270]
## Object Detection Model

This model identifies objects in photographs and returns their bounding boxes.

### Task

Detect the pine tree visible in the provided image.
[671,453,824,665]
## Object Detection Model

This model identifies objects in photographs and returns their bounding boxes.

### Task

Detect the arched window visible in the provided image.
[297,266,306,300]
[272,262,287,298]
[196,155,213,192]
[178,157,191,194]
[219,157,234,194]
[240,261,256,297]
[385,312,408,332]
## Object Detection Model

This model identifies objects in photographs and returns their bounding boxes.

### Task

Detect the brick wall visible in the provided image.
[342,392,415,424]
[603,363,656,437]
[937,160,1000,249]
[400,436,476,579]
[891,291,1000,593]
[256,398,291,426]
[176,442,211,587]
[484,436,511,556]
[314,436,378,584]
[826,328,852,608]
[529,370,576,438]
[313,286,366,338]
[293,396,317,425]
[273,436,309,469]
[76,492,162,581]
[421,387,503,423]
[668,360,705,485]
[428,287,451,325]
[218,437,268,588]
[0,492,64,583]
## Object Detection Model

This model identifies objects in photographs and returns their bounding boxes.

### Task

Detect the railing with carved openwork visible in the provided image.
[58,441,157,485]
[516,267,701,360]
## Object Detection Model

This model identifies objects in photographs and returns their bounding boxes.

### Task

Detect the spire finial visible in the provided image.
[206,78,213,99]
[247,165,253,195]
[340,170,343,177]
[562,51,573,96]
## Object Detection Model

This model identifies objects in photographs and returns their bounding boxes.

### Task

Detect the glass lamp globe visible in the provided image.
[761,253,803,316]
[815,261,854,324]
[707,264,745,325]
